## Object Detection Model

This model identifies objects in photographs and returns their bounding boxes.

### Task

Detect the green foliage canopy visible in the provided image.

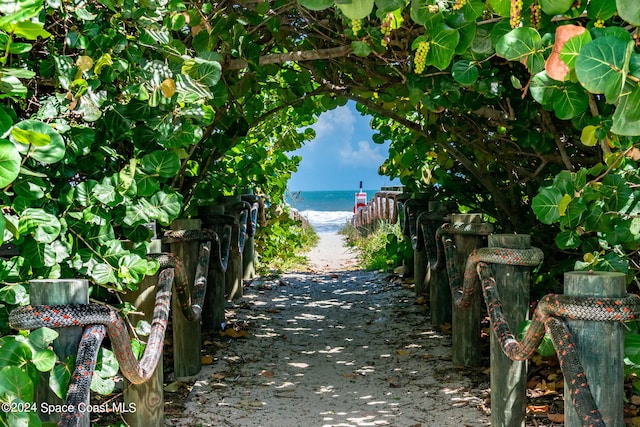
[0,0,639,291]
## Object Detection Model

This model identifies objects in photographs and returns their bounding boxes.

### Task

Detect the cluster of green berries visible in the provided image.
[510,0,523,28]
[351,19,362,35]
[380,14,393,47]
[593,19,605,28]
[530,2,541,28]
[570,0,582,10]
[414,41,430,74]
[452,0,468,11]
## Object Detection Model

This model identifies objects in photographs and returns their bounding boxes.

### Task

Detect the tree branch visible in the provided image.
[540,109,574,171]
[226,45,353,70]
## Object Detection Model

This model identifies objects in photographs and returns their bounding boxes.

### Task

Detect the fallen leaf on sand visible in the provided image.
[396,349,410,356]
[164,381,182,392]
[527,405,548,414]
[201,355,213,364]
[547,413,564,423]
[220,328,248,338]
[261,370,274,377]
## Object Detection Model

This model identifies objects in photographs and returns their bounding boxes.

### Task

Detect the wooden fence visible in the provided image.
[8,194,263,427]
[351,188,405,229]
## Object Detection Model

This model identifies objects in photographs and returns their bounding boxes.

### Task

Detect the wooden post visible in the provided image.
[451,213,484,367]
[414,211,429,297]
[428,202,452,326]
[30,279,89,426]
[223,196,245,301]
[242,226,256,279]
[241,194,261,280]
[564,271,625,427]
[397,195,409,236]
[122,239,164,426]
[489,234,531,427]
[198,206,232,331]
[406,198,430,296]
[169,219,202,377]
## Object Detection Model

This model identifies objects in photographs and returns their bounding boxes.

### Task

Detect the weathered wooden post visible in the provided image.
[371,193,379,223]
[30,279,89,426]
[405,197,430,296]
[241,194,262,280]
[223,198,250,300]
[198,206,233,331]
[168,219,202,377]
[396,193,410,235]
[564,271,625,427]
[451,213,484,367]
[489,234,531,427]
[122,238,164,426]
[426,202,452,326]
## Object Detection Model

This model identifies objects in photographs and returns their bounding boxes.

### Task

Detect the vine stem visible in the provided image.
[587,146,634,185]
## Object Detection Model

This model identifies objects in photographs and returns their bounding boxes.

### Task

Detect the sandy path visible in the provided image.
[306,232,359,272]
[165,234,492,426]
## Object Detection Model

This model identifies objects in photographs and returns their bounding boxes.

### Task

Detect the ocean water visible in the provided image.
[286,190,375,234]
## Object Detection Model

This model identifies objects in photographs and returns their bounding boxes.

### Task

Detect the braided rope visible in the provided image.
[241,194,263,237]
[476,254,640,427]
[62,324,106,427]
[403,200,430,250]
[148,245,210,321]
[224,201,251,254]
[246,202,259,237]
[162,228,230,272]
[426,222,494,270]
[161,229,215,244]
[191,220,233,273]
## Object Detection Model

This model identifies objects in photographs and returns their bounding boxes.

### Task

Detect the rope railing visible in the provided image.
[423,217,640,426]
[354,190,638,424]
[9,251,198,426]
[7,195,262,427]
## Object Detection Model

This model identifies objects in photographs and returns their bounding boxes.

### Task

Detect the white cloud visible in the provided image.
[339,140,385,166]
[307,105,356,147]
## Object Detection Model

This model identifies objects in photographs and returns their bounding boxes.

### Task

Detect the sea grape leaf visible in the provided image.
[337,0,374,19]
[298,0,333,10]
[532,187,563,224]
[617,0,640,26]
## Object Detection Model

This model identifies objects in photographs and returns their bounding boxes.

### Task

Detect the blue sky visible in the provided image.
[287,102,401,191]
